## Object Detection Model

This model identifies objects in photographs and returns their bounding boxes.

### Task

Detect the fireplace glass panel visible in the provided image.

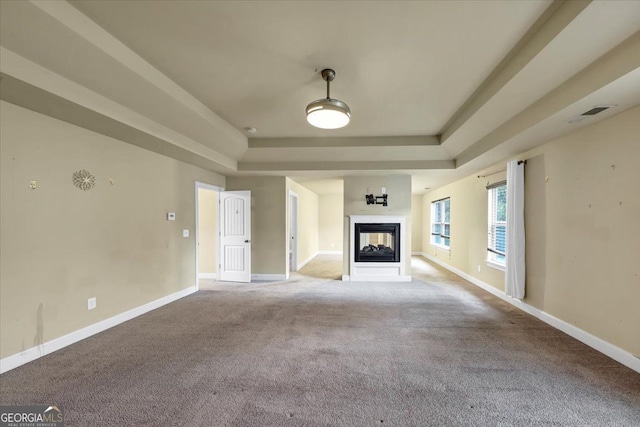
[355,223,400,262]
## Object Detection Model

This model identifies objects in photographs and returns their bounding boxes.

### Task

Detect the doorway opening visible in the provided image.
[195,182,221,289]
[289,191,298,275]
[196,183,252,285]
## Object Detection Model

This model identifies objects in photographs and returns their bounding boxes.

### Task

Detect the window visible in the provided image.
[431,198,450,249]
[488,183,507,267]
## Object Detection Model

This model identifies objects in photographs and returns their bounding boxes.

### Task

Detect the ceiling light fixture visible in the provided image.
[306,69,351,129]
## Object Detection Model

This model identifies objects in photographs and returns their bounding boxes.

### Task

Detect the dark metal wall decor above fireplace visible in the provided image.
[354,223,401,262]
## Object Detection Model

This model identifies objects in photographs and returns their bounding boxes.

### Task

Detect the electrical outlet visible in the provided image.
[477,265,481,272]
[88,297,96,310]
[183,229,189,237]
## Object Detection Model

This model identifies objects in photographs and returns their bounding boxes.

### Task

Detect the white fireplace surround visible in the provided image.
[344,215,411,282]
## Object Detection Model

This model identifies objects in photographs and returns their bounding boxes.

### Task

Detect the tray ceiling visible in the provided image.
[1,0,639,193]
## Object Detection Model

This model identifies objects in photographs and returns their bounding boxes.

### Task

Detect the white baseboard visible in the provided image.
[0,286,197,374]
[297,253,317,270]
[419,252,640,373]
[318,251,343,255]
[342,273,411,282]
[198,273,217,280]
[251,274,287,281]
[348,275,412,282]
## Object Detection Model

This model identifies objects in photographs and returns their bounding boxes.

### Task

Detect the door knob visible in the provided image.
[244,240,251,243]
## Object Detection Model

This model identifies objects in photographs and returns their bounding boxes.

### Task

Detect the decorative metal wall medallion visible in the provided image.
[72,169,96,191]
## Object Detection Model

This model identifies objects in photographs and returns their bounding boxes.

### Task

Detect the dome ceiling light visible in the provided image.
[305,69,351,129]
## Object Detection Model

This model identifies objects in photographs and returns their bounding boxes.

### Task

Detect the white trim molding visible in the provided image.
[430,243,450,253]
[345,274,412,282]
[0,286,197,374]
[198,273,217,280]
[297,253,317,270]
[251,274,287,282]
[419,252,640,373]
[486,259,506,272]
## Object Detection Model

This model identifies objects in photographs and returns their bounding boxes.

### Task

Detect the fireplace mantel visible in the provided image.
[344,215,411,282]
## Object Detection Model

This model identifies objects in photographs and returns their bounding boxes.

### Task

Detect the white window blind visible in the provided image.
[431,198,450,248]
[488,183,506,265]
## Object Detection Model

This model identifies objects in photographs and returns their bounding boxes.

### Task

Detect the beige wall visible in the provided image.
[225,176,287,275]
[197,188,218,275]
[422,105,640,356]
[318,194,344,253]
[286,179,319,269]
[411,195,423,253]
[422,172,507,287]
[343,175,412,275]
[0,101,225,359]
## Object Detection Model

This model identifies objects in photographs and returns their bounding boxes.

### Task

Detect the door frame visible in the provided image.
[195,181,223,290]
[288,191,298,276]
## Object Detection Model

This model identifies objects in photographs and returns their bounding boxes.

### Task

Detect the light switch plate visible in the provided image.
[88,297,96,310]
[183,229,189,237]
[167,212,176,221]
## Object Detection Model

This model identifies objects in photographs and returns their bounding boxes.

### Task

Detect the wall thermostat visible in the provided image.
[167,212,176,221]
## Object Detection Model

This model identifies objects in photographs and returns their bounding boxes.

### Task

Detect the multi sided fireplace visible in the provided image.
[354,223,400,263]
[347,215,409,282]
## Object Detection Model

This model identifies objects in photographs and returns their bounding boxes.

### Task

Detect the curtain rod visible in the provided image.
[477,160,526,178]
[477,168,504,178]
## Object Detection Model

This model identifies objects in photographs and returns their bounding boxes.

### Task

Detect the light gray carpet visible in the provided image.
[1,256,639,426]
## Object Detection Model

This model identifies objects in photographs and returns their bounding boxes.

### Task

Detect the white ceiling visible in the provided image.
[1,0,639,194]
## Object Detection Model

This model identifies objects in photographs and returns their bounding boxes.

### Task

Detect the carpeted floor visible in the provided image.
[1,255,639,426]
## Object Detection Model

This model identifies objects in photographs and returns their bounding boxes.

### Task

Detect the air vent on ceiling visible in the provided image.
[581,106,610,116]
[568,104,617,123]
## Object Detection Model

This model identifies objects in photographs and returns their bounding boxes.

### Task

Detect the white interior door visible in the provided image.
[219,191,251,282]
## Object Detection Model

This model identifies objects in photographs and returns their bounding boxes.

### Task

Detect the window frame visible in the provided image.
[430,197,450,250]
[487,182,507,270]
